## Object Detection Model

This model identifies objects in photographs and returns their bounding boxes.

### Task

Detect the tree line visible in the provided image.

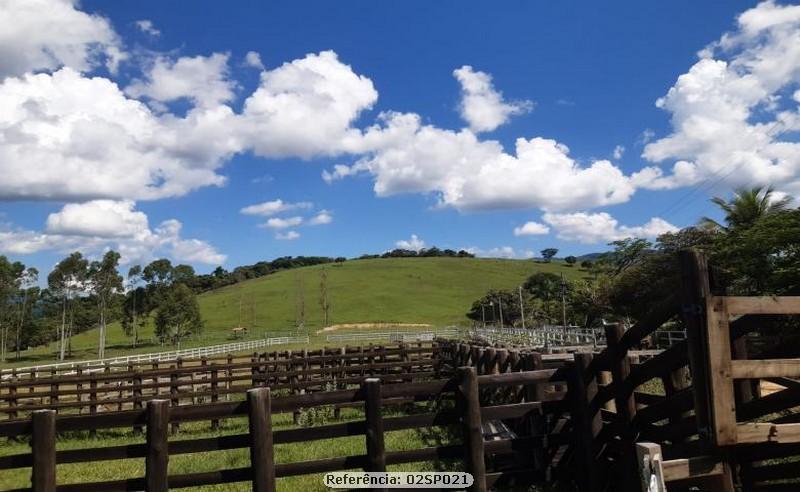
[468,186,800,331]
[0,252,205,362]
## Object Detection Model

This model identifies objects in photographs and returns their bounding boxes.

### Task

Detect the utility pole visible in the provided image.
[561,273,567,334]
[481,304,486,328]
[518,286,526,330]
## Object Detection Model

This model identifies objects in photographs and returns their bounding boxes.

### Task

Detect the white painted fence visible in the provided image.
[469,326,604,348]
[326,328,460,343]
[1,335,309,379]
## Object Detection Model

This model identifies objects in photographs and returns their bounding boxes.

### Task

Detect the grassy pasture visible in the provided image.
[5,257,584,368]
[0,404,461,491]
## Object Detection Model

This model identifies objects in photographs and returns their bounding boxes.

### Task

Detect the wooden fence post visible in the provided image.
[89,374,97,439]
[567,354,599,492]
[251,355,259,388]
[133,369,143,435]
[169,369,179,434]
[679,249,713,438]
[75,368,83,415]
[9,377,18,420]
[248,388,276,492]
[635,443,666,492]
[457,366,486,492]
[363,378,386,480]
[49,369,58,415]
[32,409,56,492]
[226,354,233,402]
[146,399,169,492]
[210,364,220,430]
[604,324,636,425]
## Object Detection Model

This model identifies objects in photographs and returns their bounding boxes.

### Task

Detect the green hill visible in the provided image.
[7,257,584,366]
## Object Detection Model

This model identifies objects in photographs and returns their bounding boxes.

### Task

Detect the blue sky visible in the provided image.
[2,0,800,275]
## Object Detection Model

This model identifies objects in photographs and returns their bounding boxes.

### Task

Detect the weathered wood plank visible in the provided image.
[725,296,800,315]
[247,388,275,492]
[31,409,56,492]
[636,443,666,492]
[661,455,723,482]
[706,296,737,446]
[732,359,800,379]
[736,422,800,444]
[145,400,169,492]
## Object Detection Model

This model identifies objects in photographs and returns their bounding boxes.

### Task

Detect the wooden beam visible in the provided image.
[32,409,56,492]
[635,443,665,492]
[705,296,738,446]
[678,249,713,437]
[725,296,800,315]
[736,422,800,444]
[146,399,169,492]
[732,359,800,379]
[363,378,386,482]
[661,455,723,482]
[247,388,276,492]
[457,367,486,492]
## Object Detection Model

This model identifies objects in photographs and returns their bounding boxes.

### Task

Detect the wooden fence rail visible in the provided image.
[0,344,439,421]
[7,250,800,491]
[0,367,570,492]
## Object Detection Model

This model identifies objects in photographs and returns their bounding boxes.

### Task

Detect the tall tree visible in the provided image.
[124,265,143,348]
[701,186,792,231]
[319,268,331,327]
[48,252,88,361]
[88,251,123,359]
[154,284,202,347]
[0,256,24,362]
[540,248,558,262]
[15,267,38,360]
[295,273,305,333]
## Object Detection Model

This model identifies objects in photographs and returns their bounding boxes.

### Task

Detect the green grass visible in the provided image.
[0,406,461,492]
[5,257,585,367]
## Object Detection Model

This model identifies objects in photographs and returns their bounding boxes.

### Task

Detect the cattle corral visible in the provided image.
[2,251,800,491]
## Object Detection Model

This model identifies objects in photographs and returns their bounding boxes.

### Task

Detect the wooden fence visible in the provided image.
[0,336,311,380]
[440,250,800,491]
[5,250,800,491]
[0,366,572,492]
[0,344,439,421]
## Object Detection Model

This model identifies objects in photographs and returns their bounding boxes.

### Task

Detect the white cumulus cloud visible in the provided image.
[262,216,303,229]
[240,199,313,217]
[328,112,638,212]
[309,210,333,225]
[126,53,236,108]
[244,51,264,70]
[0,67,236,202]
[134,19,160,37]
[1,202,225,265]
[275,230,300,240]
[45,200,148,238]
[240,50,378,158]
[0,0,124,78]
[453,66,532,132]
[513,221,550,236]
[637,1,800,197]
[542,212,678,244]
[395,234,425,251]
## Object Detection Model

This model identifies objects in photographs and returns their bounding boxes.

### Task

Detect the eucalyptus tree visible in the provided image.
[0,256,24,362]
[48,252,89,360]
[15,267,38,360]
[88,251,123,359]
[124,265,143,347]
[154,283,202,347]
